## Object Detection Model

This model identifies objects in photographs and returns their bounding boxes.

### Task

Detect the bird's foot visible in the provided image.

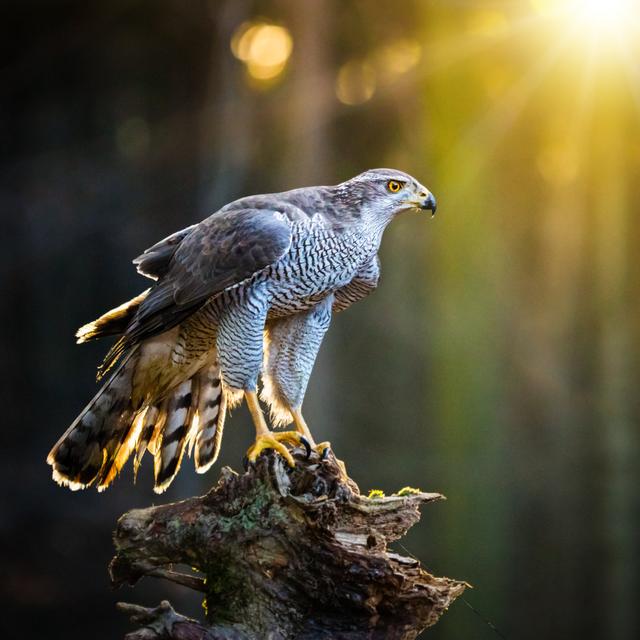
[245,431,311,468]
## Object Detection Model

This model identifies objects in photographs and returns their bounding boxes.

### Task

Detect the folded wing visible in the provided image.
[101,208,292,376]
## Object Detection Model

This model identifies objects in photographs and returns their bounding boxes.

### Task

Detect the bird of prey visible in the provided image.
[48,169,436,493]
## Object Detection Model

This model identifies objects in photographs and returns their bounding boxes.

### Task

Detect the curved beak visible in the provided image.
[420,192,437,216]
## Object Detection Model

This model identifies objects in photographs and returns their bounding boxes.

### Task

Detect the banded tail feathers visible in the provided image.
[47,351,140,491]
[193,365,227,474]
[152,363,227,491]
[47,359,227,493]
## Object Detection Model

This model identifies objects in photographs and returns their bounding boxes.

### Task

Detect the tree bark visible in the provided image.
[112,449,466,639]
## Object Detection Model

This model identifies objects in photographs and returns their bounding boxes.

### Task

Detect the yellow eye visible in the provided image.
[387,180,402,193]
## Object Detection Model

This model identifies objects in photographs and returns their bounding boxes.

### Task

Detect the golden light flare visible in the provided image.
[577,0,637,38]
[531,0,639,46]
[532,0,633,21]
[230,21,293,83]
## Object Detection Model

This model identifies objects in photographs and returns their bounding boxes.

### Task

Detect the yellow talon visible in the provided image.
[246,431,309,467]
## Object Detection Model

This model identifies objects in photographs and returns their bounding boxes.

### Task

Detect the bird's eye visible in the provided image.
[387,180,402,193]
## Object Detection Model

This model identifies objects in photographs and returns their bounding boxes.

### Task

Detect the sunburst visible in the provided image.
[534,0,639,57]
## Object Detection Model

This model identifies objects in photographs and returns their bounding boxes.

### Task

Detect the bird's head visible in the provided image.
[341,168,437,220]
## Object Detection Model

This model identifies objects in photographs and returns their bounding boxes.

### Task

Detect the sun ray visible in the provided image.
[438,20,582,200]
[609,27,640,113]
[420,9,554,80]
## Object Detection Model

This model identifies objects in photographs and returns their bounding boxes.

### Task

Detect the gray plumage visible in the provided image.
[48,168,436,492]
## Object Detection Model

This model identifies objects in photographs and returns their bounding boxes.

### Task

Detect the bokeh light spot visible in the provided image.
[231,21,293,83]
[376,39,422,77]
[335,60,376,106]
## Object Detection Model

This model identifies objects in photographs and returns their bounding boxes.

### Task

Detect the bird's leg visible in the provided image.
[244,391,310,467]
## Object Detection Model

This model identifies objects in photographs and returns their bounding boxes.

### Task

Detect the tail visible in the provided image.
[193,363,227,474]
[152,361,227,492]
[47,350,140,490]
[48,357,227,493]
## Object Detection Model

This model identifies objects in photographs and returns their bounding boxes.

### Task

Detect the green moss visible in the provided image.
[396,486,422,496]
[213,484,288,534]
[367,489,386,499]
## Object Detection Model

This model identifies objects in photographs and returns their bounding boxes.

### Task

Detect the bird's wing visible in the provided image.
[133,225,197,280]
[100,208,291,375]
[332,254,381,313]
[134,208,291,336]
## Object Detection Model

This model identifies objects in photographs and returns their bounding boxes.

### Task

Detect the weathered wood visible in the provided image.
[112,449,466,639]
[117,601,231,640]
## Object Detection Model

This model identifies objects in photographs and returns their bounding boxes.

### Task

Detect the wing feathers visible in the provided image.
[126,208,291,348]
[133,225,196,280]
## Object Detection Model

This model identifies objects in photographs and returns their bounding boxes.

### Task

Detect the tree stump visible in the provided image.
[111,448,466,639]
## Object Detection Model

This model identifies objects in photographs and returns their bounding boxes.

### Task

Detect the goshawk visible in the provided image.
[48,169,436,492]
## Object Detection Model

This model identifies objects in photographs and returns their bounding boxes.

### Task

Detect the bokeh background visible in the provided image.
[1,1,639,638]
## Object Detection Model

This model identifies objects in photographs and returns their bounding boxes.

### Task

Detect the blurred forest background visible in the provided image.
[1,1,639,639]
